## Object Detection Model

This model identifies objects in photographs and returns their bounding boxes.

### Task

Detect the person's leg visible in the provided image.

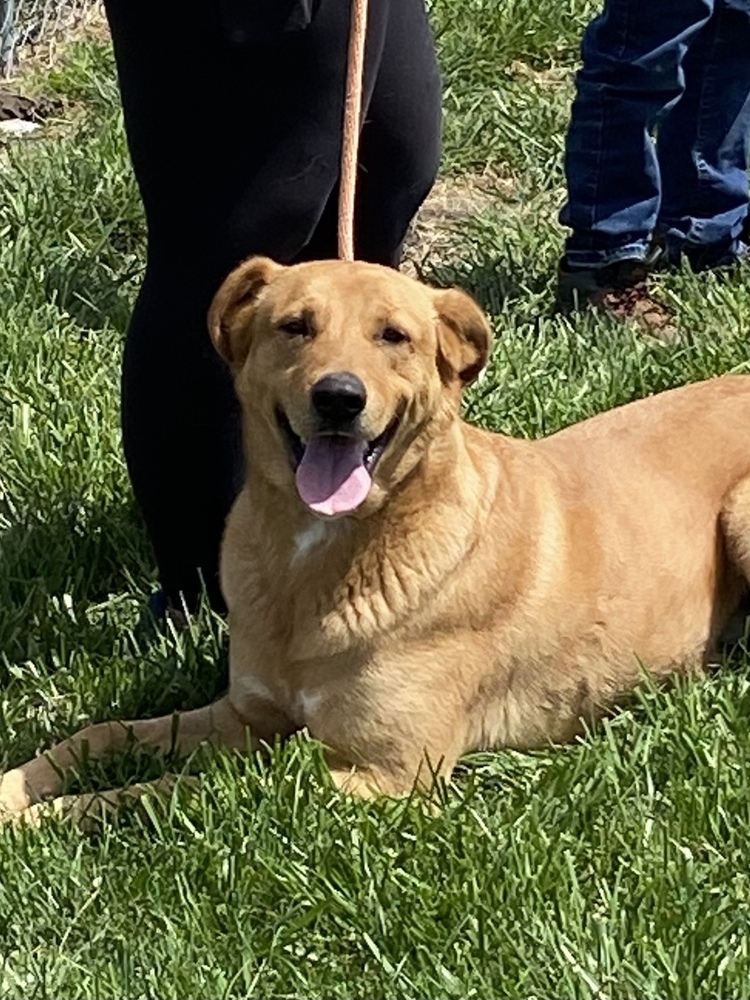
[104,0,251,614]
[353,0,442,266]
[560,0,714,272]
[657,0,750,269]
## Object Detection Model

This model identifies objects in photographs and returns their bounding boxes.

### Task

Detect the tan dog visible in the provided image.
[2,257,750,820]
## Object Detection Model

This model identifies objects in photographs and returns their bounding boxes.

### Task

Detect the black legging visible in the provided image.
[102,0,442,612]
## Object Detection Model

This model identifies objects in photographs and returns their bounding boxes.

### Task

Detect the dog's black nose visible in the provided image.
[311,372,367,425]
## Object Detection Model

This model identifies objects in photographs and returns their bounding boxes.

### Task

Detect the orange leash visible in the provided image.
[337,0,369,261]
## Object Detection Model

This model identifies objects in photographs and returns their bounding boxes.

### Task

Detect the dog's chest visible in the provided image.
[290,685,327,726]
[233,672,330,733]
[291,520,331,564]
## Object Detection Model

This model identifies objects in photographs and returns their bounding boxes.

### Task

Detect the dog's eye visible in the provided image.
[279,317,310,337]
[379,327,411,345]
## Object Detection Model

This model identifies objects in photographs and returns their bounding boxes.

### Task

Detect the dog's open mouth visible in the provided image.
[277,410,399,516]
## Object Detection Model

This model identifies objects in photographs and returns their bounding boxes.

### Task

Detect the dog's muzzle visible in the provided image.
[276,373,399,518]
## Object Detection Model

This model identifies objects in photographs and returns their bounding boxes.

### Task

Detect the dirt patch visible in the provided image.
[507,61,571,89]
[403,172,512,273]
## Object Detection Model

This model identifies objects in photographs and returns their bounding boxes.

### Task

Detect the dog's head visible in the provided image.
[209,257,492,519]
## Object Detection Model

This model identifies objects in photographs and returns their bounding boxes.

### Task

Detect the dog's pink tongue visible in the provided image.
[296,437,372,516]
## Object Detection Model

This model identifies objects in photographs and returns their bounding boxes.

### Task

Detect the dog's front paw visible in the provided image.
[0,768,35,821]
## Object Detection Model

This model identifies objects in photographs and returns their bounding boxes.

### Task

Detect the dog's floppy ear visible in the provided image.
[433,287,492,387]
[208,255,284,369]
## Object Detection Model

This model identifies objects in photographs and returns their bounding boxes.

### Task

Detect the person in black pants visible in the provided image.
[102,0,442,616]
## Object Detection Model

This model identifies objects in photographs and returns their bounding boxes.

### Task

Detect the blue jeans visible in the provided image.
[560,0,750,271]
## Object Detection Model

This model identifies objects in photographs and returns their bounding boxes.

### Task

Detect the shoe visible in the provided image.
[655,229,748,272]
[685,240,748,273]
[149,590,190,631]
[554,255,676,339]
[132,590,190,647]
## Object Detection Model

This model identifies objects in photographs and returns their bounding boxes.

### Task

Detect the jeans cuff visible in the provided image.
[563,240,652,272]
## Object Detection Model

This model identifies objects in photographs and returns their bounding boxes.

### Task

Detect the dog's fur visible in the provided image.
[2,257,750,819]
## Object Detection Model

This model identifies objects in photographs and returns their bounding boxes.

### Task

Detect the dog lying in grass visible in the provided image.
[2,257,749,822]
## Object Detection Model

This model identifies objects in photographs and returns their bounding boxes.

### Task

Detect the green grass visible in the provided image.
[2,3,750,997]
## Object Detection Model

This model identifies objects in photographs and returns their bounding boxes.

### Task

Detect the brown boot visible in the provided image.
[555,256,677,340]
